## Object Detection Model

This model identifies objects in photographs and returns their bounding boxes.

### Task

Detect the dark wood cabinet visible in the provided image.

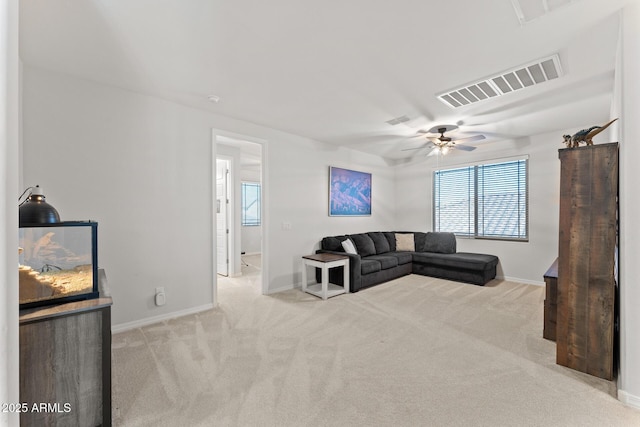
[556,142,618,380]
[19,297,112,426]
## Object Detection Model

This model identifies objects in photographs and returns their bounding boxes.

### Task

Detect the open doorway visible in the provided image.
[212,130,267,303]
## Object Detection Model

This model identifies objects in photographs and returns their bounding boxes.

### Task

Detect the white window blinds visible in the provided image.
[433,159,528,240]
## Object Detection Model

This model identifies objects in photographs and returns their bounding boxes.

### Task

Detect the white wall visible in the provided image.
[21,66,398,327]
[0,0,20,424]
[22,66,216,328]
[263,131,397,292]
[241,221,262,255]
[618,1,640,409]
[394,126,611,285]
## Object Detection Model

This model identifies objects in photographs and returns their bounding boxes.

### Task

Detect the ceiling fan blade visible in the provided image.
[454,144,477,151]
[452,134,486,144]
[401,145,429,152]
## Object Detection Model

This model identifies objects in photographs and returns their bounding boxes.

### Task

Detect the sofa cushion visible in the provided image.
[350,233,377,257]
[361,259,382,275]
[383,232,397,251]
[341,238,357,254]
[368,232,390,254]
[322,235,348,252]
[413,252,498,270]
[386,251,413,265]
[423,232,457,254]
[395,233,415,251]
[413,232,427,252]
[365,255,399,270]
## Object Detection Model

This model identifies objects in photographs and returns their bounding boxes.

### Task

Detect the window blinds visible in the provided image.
[433,159,528,240]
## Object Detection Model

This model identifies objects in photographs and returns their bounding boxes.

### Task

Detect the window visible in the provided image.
[433,158,528,240]
[241,182,261,226]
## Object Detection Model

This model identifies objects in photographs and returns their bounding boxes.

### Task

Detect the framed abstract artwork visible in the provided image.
[329,166,372,216]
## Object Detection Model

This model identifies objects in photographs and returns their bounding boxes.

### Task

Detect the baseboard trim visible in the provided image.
[497,275,545,286]
[112,303,215,333]
[266,283,295,295]
[618,390,640,410]
[271,276,545,294]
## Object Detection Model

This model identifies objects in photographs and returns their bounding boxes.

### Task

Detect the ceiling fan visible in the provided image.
[403,125,486,156]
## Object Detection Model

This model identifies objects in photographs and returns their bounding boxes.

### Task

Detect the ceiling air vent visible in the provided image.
[385,115,411,126]
[437,54,563,109]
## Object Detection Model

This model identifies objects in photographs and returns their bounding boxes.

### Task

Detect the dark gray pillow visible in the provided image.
[383,232,397,251]
[321,235,348,252]
[423,232,456,254]
[413,232,427,252]
[350,233,376,257]
[368,232,390,254]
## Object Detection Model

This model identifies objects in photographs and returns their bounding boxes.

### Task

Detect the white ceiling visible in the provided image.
[19,0,630,161]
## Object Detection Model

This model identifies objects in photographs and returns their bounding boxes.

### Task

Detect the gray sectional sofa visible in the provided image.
[316,231,499,292]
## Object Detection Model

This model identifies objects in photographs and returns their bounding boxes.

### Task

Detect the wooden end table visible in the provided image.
[301,253,350,300]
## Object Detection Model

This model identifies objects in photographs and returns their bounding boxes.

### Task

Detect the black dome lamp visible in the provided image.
[19,185,61,226]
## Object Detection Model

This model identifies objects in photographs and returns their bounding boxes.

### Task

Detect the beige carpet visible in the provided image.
[112,273,640,426]
[241,253,262,271]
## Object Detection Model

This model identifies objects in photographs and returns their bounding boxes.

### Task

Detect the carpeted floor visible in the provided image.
[111,271,640,426]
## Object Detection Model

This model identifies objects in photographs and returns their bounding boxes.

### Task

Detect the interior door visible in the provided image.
[216,159,229,276]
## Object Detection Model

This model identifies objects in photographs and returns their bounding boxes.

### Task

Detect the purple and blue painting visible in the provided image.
[329,167,372,216]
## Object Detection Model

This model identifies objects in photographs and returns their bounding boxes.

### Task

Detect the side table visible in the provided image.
[301,253,350,300]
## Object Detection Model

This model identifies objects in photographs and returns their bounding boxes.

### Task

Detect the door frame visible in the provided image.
[215,157,231,277]
[211,129,268,305]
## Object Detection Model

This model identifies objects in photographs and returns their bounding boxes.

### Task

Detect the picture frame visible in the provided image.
[329,166,372,216]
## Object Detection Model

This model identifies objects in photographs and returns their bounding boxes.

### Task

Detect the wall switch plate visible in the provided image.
[282,221,292,230]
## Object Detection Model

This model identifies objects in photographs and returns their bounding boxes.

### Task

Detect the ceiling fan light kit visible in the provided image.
[427,126,482,155]
[402,125,485,157]
[428,124,458,134]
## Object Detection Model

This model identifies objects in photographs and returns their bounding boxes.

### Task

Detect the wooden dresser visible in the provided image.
[19,296,112,426]
[556,142,618,380]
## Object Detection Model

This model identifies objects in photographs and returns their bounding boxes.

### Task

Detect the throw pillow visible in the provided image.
[350,233,377,257]
[395,233,415,251]
[368,232,390,254]
[383,232,397,251]
[322,236,348,252]
[423,232,456,254]
[341,238,358,254]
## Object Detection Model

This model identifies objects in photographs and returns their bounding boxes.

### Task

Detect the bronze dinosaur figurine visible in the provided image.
[563,118,618,148]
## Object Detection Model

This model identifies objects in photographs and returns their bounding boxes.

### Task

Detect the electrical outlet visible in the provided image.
[155,287,166,306]
[282,221,292,230]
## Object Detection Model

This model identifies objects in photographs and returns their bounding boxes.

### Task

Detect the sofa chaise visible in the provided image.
[316,231,499,292]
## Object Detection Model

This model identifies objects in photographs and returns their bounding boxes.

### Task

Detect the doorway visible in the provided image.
[213,130,267,304]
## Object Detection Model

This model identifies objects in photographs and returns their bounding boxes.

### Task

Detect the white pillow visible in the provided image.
[341,238,358,254]
[395,233,415,251]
